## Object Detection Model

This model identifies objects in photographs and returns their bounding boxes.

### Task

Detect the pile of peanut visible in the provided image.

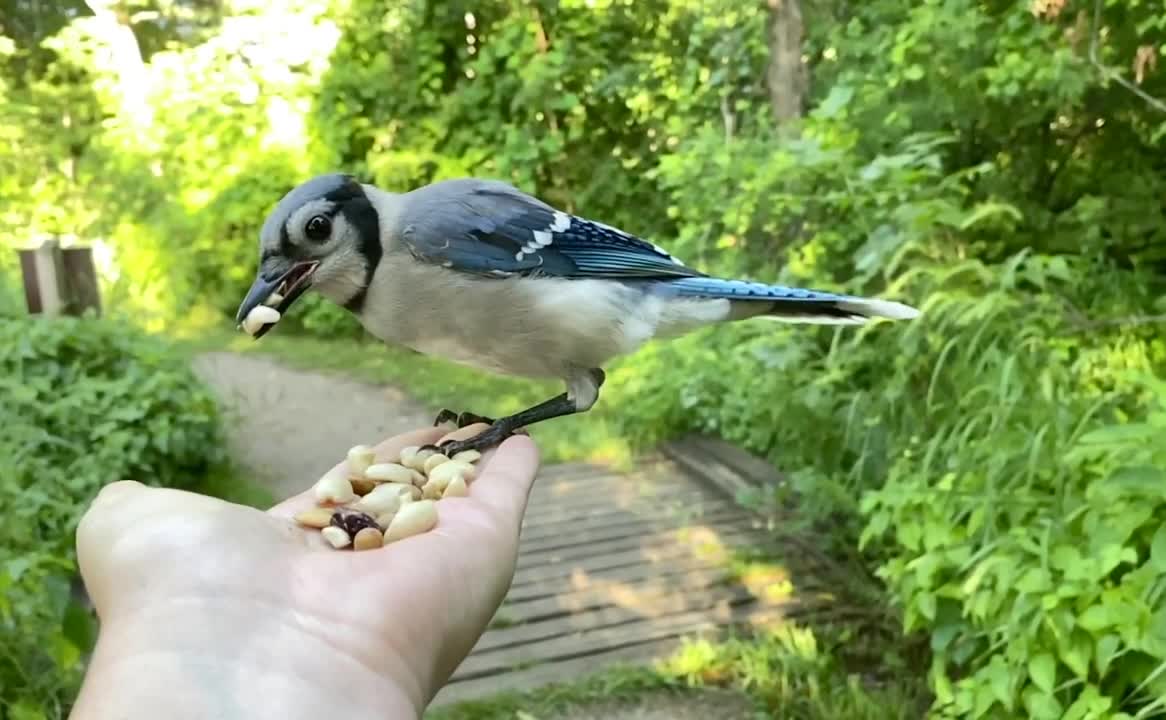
[294,444,480,551]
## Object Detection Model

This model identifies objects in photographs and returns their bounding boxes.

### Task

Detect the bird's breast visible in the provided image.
[354,258,658,378]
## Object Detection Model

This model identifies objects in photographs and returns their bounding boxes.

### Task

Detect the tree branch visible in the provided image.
[1089,0,1166,114]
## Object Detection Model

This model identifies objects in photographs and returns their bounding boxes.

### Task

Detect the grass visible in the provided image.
[192,459,277,509]
[171,319,640,467]
[423,623,928,720]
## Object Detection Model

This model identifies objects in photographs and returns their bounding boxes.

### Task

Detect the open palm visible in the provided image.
[73,423,540,717]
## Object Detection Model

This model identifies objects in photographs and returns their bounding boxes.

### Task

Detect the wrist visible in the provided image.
[70,598,423,720]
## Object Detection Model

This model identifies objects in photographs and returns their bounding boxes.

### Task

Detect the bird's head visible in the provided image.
[235,173,382,338]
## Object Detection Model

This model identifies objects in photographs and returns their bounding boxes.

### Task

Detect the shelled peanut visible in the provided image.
[293,443,481,551]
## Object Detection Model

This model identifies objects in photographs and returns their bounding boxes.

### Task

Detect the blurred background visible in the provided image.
[2,0,1165,718]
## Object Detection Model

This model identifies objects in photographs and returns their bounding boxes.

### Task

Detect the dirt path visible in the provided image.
[192,351,435,498]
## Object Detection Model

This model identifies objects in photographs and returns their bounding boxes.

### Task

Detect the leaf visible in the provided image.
[1078,604,1117,632]
[1059,630,1092,679]
[8,700,46,720]
[816,84,854,118]
[1095,634,1121,676]
[1076,424,1160,447]
[1028,653,1056,693]
[1152,526,1166,572]
[917,592,937,621]
[957,201,1023,230]
[1016,567,1052,594]
[1022,687,1065,720]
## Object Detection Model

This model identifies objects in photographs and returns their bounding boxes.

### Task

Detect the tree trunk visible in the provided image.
[84,0,152,129]
[765,0,807,126]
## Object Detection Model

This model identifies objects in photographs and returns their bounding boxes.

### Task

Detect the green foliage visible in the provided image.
[863,372,1166,719]
[0,311,226,718]
[660,624,927,719]
[4,0,1166,716]
[423,623,922,720]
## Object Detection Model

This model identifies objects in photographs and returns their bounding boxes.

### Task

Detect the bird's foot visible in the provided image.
[419,421,525,457]
[433,408,496,428]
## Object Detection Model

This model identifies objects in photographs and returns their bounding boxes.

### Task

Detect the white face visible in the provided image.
[279,198,368,305]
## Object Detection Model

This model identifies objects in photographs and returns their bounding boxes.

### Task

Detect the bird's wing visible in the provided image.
[395,178,705,279]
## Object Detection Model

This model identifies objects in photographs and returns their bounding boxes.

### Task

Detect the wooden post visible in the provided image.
[61,246,102,316]
[17,238,101,317]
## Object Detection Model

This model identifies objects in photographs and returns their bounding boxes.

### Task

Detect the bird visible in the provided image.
[235,173,921,457]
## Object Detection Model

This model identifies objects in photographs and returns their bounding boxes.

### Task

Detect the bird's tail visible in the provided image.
[659,277,921,325]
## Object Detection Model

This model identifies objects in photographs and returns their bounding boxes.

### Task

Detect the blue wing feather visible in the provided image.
[398,178,704,279]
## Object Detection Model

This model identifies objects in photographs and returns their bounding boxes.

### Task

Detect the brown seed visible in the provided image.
[423,453,450,475]
[321,526,351,549]
[353,527,384,551]
[350,477,377,496]
[330,508,380,537]
[293,507,335,529]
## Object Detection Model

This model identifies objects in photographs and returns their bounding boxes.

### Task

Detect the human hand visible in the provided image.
[68,423,540,720]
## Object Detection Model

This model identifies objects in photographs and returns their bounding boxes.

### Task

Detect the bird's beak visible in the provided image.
[235,260,319,339]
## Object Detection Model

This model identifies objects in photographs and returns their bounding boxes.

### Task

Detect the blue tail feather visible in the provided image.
[655,277,920,324]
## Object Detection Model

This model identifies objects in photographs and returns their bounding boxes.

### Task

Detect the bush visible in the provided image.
[862,372,1166,719]
[0,311,226,719]
[602,244,1166,718]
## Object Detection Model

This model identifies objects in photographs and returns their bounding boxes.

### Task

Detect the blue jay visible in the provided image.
[235,174,920,456]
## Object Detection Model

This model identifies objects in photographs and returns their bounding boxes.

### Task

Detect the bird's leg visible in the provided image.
[422,369,605,456]
[433,409,496,428]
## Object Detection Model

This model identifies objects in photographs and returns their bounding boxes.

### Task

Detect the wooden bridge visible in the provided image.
[430,435,820,708]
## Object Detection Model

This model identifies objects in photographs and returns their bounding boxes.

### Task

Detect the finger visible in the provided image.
[267,426,449,519]
[75,480,149,552]
[465,433,540,531]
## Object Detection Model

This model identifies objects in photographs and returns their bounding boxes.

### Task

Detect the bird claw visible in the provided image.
[418,422,528,457]
[432,408,497,428]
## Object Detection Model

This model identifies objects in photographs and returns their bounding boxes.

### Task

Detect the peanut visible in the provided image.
[403,447,435,472]
[427,460,475,490]
[265,291,285,306]
[421,479,443,500]
[353,483,405,516]
[452,450,482,464]
[241,305,280,335]
[443,475,468,498]
[293,507,335,529]
[398,446,419,467]
[422,453,450,475]
[347,445,376,476]
[353,527,384,551]
[384,500,438,543]
[375,510,397,530]
[321,526,351,549]
[365,462,416,484]
[314,466,357,505]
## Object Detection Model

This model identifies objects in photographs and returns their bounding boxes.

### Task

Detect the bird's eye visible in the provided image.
[304,214,331,241]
